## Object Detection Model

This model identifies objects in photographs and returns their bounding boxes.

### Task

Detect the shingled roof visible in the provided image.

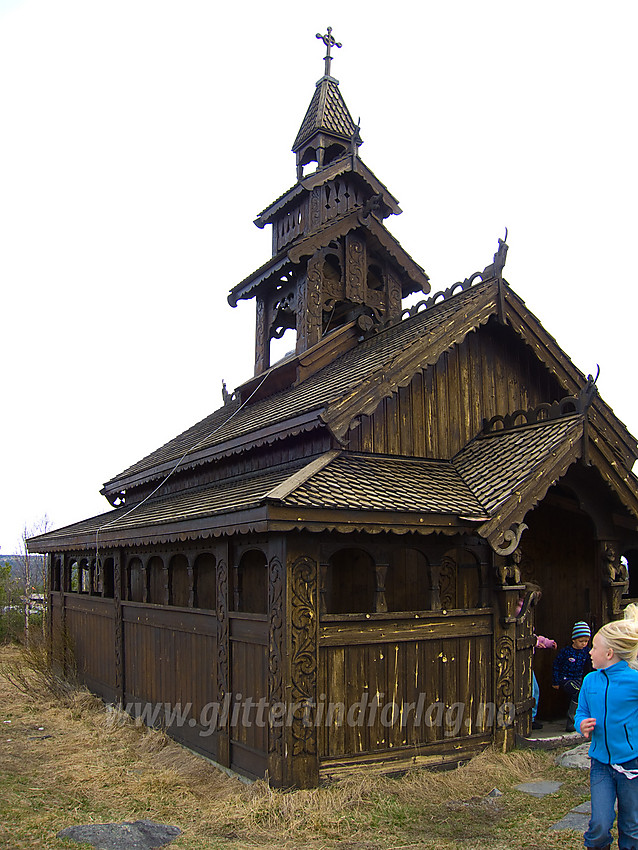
[103,279,498,495]
[293,76,358,151]
[30,269,638,553]
[101,274,638,501]
[31,406,634,552]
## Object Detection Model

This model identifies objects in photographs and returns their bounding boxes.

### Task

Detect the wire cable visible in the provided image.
[94,370,270,565]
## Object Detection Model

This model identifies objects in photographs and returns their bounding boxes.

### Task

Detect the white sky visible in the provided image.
[1,0,637,554]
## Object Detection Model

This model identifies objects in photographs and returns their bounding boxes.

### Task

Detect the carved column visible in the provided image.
[283,537,319,789]
[298,257,323,353]
[493,584,523,748]
[427,562,442,611]
[374,564,388,613]
[161,559,169,607]
[141,557,149,604]
[216,550,230,768]
[345,231,366,302]
[232,561,241,612]
[267,551,286,786]
[255,296,269,374]
[186,553,195,609]
[114,550,124,704]
[318,561,329,615]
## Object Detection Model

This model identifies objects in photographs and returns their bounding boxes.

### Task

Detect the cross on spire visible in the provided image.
[316,26,342,78]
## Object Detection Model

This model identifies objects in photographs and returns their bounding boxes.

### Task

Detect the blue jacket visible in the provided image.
[575,660,638,764]
[552,644,590,686]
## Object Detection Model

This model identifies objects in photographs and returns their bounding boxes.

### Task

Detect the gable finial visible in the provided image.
[316,26,342,78]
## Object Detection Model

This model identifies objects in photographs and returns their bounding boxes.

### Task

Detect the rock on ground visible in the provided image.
[555,742,591,770]
[57,819,181,850]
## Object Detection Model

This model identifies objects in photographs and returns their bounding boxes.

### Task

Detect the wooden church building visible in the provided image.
[30,30,638,788]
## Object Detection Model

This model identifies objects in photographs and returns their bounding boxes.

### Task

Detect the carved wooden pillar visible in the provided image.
[298,257,323,353]
[161,559,169,607]
[141,557,149,604]
[114,549,124,704]
[186,553,195,609]
[232,561,241,612]
[62,552,70,593]
[385,268,402,324]
[318,561,329,616]
[267,546,286,787]
[282,537,319,789]
[470,539,492,609]
[374,563,388,613]
[345,231,366,302]
[216,547,230,768]
[493,582,525,748]
[255,296,269,375]
[427,562,442,611]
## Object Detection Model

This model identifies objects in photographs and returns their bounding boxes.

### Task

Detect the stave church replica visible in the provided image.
[31,29,638,788]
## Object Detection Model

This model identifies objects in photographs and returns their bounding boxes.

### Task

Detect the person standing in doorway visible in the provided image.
[553,621,592,731]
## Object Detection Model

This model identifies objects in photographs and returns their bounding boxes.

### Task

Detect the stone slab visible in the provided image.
[514,780,563,797]
[550,810,590,831]
[57,819,181,850]
[555,742,591,770]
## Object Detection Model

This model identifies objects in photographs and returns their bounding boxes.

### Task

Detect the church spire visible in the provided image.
[292,27,362,180]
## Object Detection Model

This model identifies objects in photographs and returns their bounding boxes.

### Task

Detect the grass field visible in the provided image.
[0,643,591,850]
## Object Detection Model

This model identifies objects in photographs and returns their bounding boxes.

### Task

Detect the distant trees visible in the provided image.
[0,560,22,642]
[0,516,49,644]
[17,516,50,646]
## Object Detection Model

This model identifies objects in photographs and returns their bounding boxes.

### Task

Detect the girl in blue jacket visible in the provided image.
[575,603,638,850]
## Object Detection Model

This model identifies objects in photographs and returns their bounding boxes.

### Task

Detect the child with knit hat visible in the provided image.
[552,620,592,731]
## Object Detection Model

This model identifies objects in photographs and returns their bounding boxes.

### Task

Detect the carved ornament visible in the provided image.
[491,523,528,558]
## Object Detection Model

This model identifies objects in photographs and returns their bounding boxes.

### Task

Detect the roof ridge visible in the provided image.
[263,450,341,501]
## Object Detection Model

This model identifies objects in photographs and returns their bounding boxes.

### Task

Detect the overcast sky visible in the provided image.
[1,0,637,554]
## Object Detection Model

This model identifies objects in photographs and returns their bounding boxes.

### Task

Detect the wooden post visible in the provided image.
[186,554,195,608]
[374,564,388,613]
[282,537,319,789]
[493,583,525,750]
[216,547,230,768]
[267,542,286,787]
[114,550,124,704]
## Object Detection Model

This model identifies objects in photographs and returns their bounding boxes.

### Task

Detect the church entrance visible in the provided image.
[522,492,599,720]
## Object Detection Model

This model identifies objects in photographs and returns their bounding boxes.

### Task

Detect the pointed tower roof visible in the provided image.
[292,75,359,151]
[292,28,362,178]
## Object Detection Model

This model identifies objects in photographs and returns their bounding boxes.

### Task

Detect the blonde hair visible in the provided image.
[597,603,638,670]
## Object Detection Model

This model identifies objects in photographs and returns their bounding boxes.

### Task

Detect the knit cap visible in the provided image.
[572,621,591,640]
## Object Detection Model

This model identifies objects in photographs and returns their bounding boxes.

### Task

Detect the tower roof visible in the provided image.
[292,28,362,177]
[292,75,359,153]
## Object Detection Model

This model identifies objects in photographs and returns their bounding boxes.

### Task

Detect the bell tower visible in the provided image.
[228,28,430,376]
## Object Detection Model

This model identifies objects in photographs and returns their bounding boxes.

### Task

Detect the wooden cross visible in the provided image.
[316,26,342,77]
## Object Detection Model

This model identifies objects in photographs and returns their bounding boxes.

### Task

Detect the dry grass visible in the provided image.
[0,644,590,850]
